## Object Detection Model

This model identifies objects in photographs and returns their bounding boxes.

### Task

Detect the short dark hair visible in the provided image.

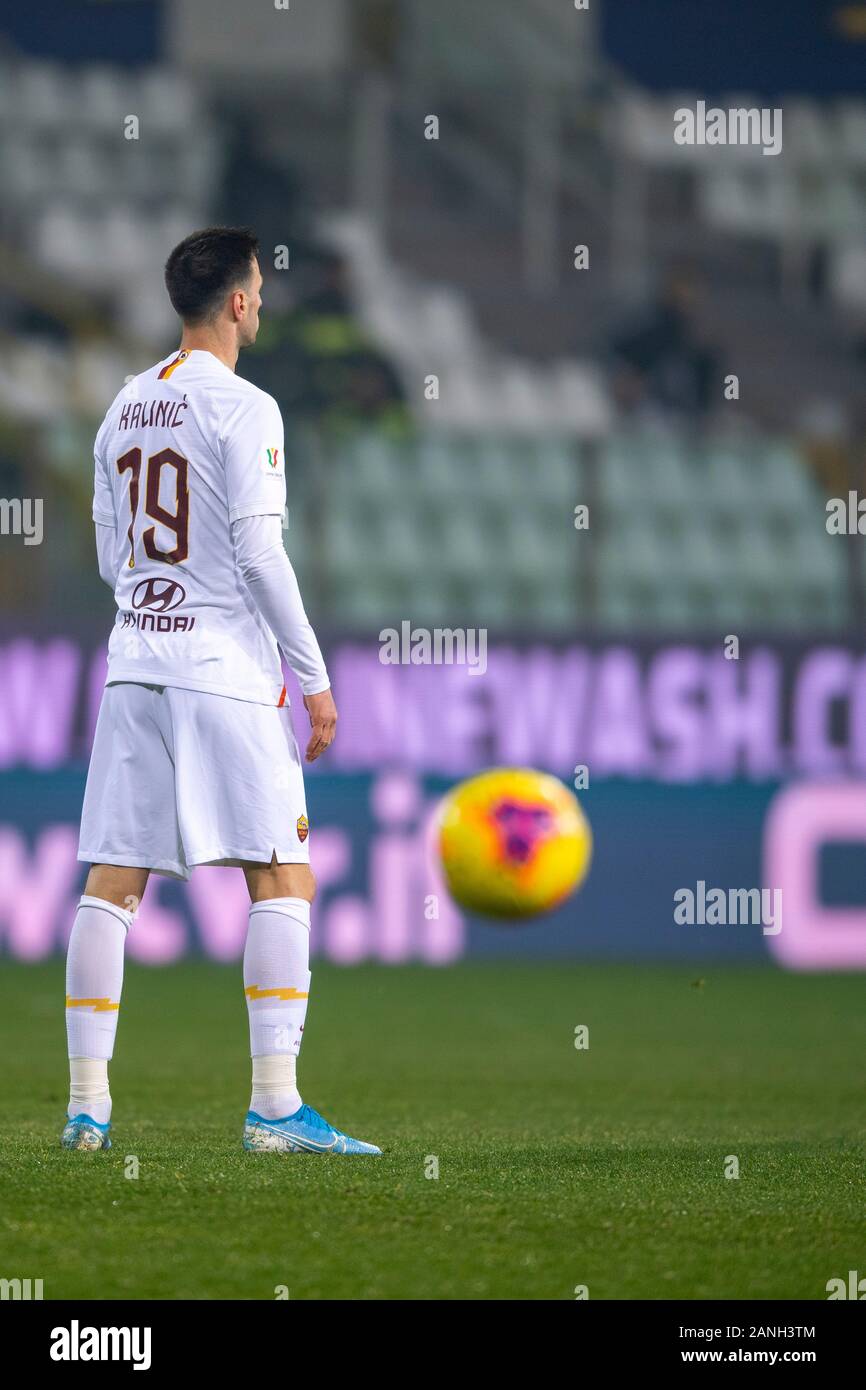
[164,226,259,324]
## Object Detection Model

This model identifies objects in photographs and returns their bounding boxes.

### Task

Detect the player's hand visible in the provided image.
[303,688,337,762]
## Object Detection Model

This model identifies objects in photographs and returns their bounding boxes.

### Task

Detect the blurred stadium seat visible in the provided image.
[0,25,863,635]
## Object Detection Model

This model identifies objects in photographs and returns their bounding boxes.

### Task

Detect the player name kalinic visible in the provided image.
[118,397,188,431]
[49,1320,152,1370]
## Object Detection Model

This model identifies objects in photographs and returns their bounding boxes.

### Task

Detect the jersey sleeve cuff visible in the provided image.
[228,502,285,523]
[299,675,331,696]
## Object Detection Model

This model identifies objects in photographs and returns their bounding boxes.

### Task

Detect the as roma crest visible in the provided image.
[296,814,309,843]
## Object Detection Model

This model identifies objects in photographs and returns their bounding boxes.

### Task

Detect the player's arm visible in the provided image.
[231,513,335,760]
[221,390,334,760]
[95,524,121,588]
[92,433,119,589]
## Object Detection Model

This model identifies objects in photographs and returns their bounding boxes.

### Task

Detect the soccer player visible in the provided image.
[62,227,380,1156]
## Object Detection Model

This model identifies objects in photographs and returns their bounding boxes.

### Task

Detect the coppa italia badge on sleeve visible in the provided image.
[262,446,282,475]
[296,815,309,843]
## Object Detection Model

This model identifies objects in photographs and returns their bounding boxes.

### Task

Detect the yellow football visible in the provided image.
[437,768,592,919]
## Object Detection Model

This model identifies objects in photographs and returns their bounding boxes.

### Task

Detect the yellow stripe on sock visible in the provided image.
[244,984,309,1002]
[65,996,120,1012]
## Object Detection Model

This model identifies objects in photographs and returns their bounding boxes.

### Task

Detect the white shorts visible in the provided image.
[79,682,310,880]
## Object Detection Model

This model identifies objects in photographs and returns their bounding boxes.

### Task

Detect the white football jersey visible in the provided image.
[93,348,290,705]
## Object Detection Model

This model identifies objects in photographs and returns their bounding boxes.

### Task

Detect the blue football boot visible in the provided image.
[243,1103,381,1155]
[61,1114,112,1151]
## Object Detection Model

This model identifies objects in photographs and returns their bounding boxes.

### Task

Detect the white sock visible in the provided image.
[244,897,311,1119]
[65,895,132,1124]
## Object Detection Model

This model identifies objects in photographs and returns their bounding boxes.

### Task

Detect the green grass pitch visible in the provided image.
[1,959,863,1300]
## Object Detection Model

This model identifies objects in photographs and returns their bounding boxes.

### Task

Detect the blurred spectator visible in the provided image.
[795,397,853,499]
[218,116,302,251]
[246,250,408,434]
[611,266,721,421]
[355,0,402,70]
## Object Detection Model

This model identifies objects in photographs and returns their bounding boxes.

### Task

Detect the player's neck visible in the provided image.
[178,327,239,373]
